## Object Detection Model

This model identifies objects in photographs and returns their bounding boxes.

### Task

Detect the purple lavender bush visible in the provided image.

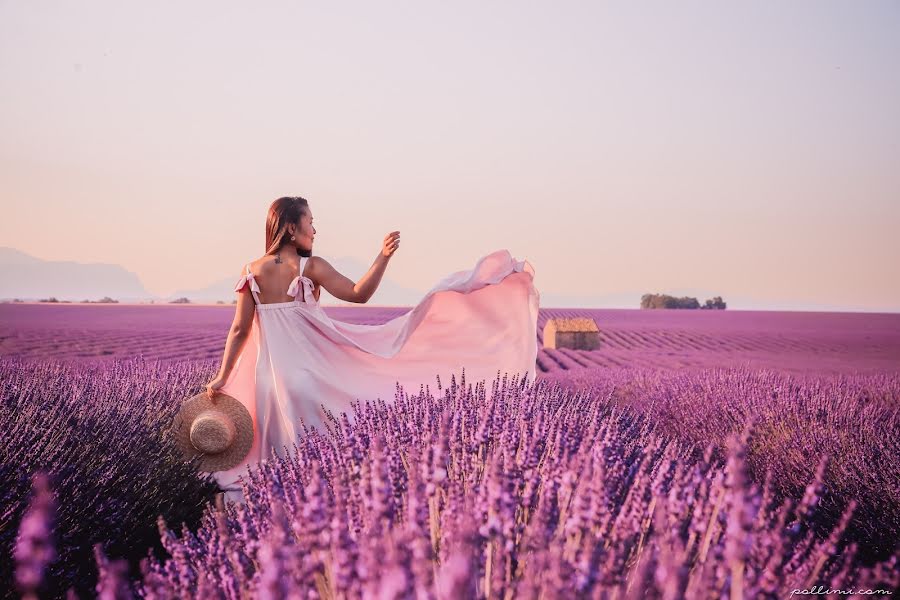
[542,365,900,565]
[0,356,221,599]
[137,370,899,597]
[13,472,57,600]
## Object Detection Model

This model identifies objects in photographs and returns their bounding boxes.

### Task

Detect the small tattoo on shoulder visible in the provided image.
[274,254,283,264]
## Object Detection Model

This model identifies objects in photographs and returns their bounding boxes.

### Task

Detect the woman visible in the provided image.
[204,196,539,503]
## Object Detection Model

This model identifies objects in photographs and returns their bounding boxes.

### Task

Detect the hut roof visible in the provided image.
[545,317,599,332]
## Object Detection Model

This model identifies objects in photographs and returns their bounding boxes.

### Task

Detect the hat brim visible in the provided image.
[173,391,254,472]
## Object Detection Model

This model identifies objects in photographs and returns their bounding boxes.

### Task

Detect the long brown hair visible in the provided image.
[265,196,311,257]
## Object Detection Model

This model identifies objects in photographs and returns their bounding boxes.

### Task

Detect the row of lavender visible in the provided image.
[4,304,899,375]
[3,356,898,597]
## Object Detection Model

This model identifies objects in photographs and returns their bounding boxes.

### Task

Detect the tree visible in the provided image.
[640,293,701,309]
[702,296,726,310]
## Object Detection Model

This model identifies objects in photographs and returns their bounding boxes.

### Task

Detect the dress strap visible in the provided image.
[287,256,316,304]
[299,256,310,279]
[234,263,261,304]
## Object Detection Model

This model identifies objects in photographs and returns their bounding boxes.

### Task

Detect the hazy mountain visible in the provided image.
[540,288,800,310]
[0,247,152,302]
[167,275,244,303]
[170,255,426,306]
[4,247,883,312]
[539,288,896,312]
[538,290,645,309]
[0,248,422,305]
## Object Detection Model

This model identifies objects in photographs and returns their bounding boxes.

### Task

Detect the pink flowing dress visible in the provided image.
[211,249,539,504]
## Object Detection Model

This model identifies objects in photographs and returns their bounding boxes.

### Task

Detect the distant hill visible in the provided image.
[170,255,425,306]
[0,247,152,302]
[7,248,883,311]
[322,256,425,306]
[538,290,644,309]
[0,248,424,305]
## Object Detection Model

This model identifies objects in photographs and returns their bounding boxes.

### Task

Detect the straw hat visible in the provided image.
[173,392,254,472]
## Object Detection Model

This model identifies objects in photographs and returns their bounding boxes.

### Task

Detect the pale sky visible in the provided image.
[1,1,898,311]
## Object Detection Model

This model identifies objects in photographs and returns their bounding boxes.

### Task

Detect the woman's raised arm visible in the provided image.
[312,231,400,304]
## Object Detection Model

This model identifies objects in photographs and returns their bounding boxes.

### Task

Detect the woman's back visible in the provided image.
[244,254,320,305]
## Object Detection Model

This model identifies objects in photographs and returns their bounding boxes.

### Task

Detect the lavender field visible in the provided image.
[2,304,899,374]
[1,304,898,598]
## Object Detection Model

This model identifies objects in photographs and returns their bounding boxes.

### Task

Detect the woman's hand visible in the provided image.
[382,231,400,258]
[205,374,227,402]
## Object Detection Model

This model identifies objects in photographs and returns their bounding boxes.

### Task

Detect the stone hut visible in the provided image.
[542,317,600,350]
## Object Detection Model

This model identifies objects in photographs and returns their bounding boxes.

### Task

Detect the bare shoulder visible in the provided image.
[305,255,326,280]
[246,256,264,275]
[247,254,272,275]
